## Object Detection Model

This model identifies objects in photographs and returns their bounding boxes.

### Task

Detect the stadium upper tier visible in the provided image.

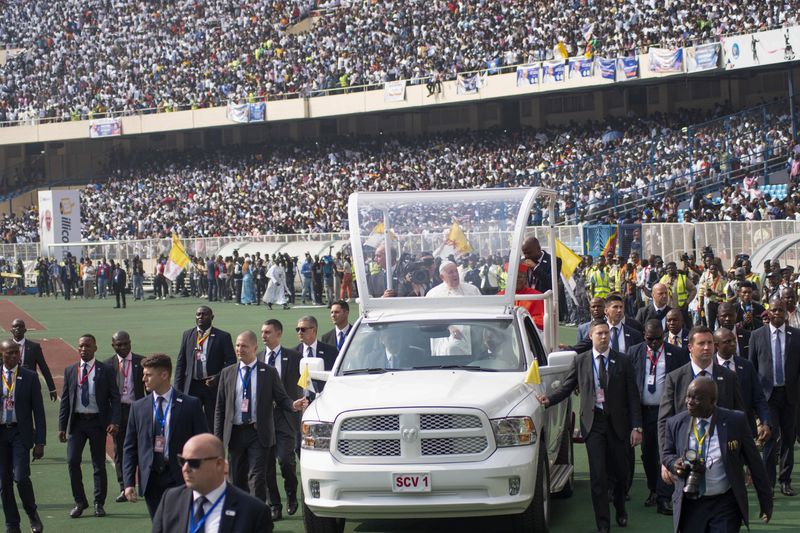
[0,0,797,124]
[0,99,795,244]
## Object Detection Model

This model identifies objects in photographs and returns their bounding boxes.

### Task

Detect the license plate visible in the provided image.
[392,473,431,492]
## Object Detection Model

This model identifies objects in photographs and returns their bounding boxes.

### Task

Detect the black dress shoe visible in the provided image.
[94,504,106,517]
[644,491,657,507]
[6,526,21,533]
[70,502,88,518]
[28,511,43,533]
[115,490,127,503]
[616,512,628,527]
[781,482,796,496]
[657,499,674,516]
[287,498,299,515]
[270,506,282,522]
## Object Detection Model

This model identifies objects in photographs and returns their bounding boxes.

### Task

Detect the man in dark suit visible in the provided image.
[295,315,337,370]
[735,281,765,331]
[718,302,751,359]
[664,309,690,349]
[123,354,208,517]
[537,320,642,533]
[112,263,127,309]
[0,339,45,533]
[58,334,121,518]
[574,297,606,344]
[522,236,560,293]
[10,320,57,402]
[320,300,352,352]
[259,319,303,520]
[571,294,643,354]
[658,326,744,452]
[636,283,671,328]
[627,320,689,514]
[214,331,307,518]
[103,331,145,503]
[714,327,771,443]
[748,296,800,495]
[152,433,272,533]
[175,306,236,431]
[662,377,772,532]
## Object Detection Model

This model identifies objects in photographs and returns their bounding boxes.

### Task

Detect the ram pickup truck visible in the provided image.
[299,188,576,533]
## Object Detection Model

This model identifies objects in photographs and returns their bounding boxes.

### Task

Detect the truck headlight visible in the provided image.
[302,421,333,450]
[491,417,536,447]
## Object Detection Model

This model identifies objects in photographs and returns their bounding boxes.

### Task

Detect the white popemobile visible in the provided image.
[300,188,576,533]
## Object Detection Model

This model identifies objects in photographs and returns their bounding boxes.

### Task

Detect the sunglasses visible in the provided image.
[645,336,662,341]
[177,455,219,470]
[296,327,315,333]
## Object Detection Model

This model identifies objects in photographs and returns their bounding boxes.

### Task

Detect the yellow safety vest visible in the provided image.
[660,273,689,307]
[592,268,611,298]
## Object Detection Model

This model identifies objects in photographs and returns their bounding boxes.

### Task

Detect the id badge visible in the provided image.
[4,398,13,411]
[241,398,250,413]
[194,348,204,361]
[154,435,166,453]
[595,388,605,404]
[646,374,656,386]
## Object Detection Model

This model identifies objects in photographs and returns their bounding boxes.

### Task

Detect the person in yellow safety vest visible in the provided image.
[658,261,697,311]
[590,255,611,298]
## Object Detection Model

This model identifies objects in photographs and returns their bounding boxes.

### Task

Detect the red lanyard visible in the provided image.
[118,356,130,379]
[78,363,95,385]
[646,346,663,373]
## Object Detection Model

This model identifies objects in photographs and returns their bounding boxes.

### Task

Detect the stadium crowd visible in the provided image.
[0,0,798,124]
[0,99,793,244]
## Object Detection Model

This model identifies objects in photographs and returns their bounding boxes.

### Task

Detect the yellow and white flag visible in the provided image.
[297,364,311,390]
[524,360,542,385]
[365,222,397,249]
[164,233,191,281]
[436,221,473,259]
[555,238,582,306]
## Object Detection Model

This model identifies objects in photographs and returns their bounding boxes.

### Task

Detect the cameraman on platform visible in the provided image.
[662,376,772,532]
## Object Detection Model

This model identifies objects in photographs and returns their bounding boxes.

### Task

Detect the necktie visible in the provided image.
[195,333,205,380]
[242,366,252,424]
[337,331,345,350]
[156,397,165,437]
[647,352,657,394]
[598,355,608,389]
[5,370,12,423]
[81,363,90,407]
[696,419,708,497]
[306,346,313,358]
[775,329,785,386]
[267,351,277,366]
[611,327,620,353]
[698,369,708,377]
[672,334,680,347]
[194,496,208,533]
[724,360,733,371]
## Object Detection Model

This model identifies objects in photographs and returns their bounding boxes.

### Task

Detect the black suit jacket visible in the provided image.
[726,355,770,436]
[20,339,56,394]
[662,408,772,532]
[527,250,559,293]
[663,328,690,349]
[175,326,236,393]
[5,366,46,449]
[736,301,766,330]
[295,341,337,371]
[734,325,751,360]
[58,360,121,434]
[214,362,295,450]
[635,304,671,328]
[103,353,145,401]
[547,349,641,440]
[748,324,800,403]
[571,323,643,355]
[152,482,272,533]
[123,390,208,495]
[321,325,352,352]
[257,346,303,434]
[657,362,743,451]
[112,268,127,289]
[627,342,689,401]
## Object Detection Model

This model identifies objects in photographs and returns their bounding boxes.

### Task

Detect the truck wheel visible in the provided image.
[553,409,574,499]
[302,500,345,533]
[509,439,550,533]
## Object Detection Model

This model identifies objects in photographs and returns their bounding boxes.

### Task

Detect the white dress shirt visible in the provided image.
[153,388,174,458]
[608,322,626,353]
[687,416,730,496]
[301,341,318,360]
[191,481,226,533]
[592,350,610,409]
[642,345,667,406]
[117,353,135,404]
[716,354,736,373]
[195,328,212,379]
[75,358,99,414]
[690,361,713,379]
[2,364,18,423]
[265,346,282,376]
[769,324,786,386]
[13,339,24,366]
[234,361,258,425]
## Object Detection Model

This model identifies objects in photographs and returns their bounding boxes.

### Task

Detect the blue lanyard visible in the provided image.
[591,354,609,388]
[153,393,172,434]
[190,489,226,533]
[239,365,254,395]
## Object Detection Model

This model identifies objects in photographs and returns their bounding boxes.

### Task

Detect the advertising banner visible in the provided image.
[38,189,82,259]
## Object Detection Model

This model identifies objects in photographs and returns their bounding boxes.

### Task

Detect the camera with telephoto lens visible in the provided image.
[397,255,432,286]
[676,449,706,500]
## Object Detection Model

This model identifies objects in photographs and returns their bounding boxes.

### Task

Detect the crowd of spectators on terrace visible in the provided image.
[0,0,798,124]
[0,99,796,243]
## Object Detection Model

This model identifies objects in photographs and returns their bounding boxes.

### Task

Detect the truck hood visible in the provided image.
[308,370,532,422]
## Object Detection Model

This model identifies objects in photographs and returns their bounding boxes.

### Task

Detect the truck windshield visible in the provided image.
[338,320,524,373]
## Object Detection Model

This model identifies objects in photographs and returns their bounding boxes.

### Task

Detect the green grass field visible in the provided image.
[1,295,798,532]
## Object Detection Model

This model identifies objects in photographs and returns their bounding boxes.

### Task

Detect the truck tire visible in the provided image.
[508,438,550,533]
[553,407,574,499]
[302,500,345,533]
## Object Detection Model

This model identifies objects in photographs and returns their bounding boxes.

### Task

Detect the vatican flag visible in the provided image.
[164,234,191,281]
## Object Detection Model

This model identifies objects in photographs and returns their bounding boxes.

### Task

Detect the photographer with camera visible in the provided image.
[396,253,438,297]
[662,376,772,532]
